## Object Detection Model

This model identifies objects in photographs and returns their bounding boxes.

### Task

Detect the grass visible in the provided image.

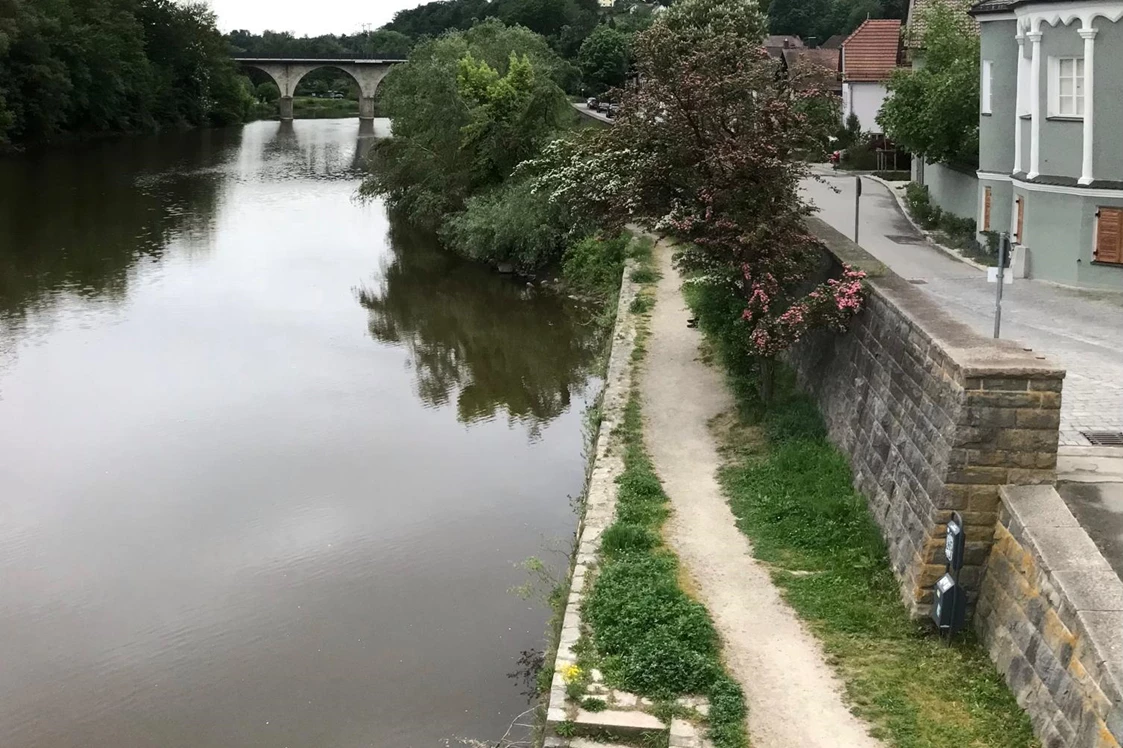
[291,96,360,118]
[683,278,1039,748]
[578,240,749,748]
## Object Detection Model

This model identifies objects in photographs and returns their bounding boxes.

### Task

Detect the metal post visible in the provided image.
[854,176,862,245]
[994,232,1008,339]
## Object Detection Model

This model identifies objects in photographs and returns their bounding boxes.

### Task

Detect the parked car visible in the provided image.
[606,104,620,118]
[586,97,599,111]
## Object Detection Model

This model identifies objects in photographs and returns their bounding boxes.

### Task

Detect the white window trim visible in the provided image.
[982,60,994,114]
[1048,55,1085,118]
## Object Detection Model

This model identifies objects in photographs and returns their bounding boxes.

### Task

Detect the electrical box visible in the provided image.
[944,515,965,571]
[931,573,966,632]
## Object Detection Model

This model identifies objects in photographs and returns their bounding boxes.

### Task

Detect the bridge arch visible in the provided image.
[235,59,401,121]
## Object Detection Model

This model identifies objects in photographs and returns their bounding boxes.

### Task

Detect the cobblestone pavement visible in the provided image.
[803,172,1123,447]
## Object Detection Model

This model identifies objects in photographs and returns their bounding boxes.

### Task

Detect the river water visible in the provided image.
[0,119,600,748]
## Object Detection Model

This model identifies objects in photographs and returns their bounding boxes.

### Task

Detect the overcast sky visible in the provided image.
[204,0,429,36]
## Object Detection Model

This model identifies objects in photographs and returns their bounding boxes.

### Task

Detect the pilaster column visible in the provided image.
[1078,27,1097,185]
[1028,30,1043,180]
[1014,31,1026,174]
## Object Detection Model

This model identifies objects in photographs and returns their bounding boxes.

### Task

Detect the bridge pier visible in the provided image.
[279,96,294,121]
[359,97,376,121]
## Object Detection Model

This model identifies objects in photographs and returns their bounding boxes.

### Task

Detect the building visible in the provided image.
[841,19,902,133]
[780,47,843,95]
[971,0,1123,287]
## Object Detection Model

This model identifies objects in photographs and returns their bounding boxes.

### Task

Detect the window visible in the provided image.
[1014,196,1025,244]
[1095,207,1123,265]
[981,60,993,114]
[1049,57,1085,117]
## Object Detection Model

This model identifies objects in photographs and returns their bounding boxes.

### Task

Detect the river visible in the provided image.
[0,119,601,748]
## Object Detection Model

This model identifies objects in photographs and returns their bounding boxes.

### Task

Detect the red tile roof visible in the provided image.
[842,19,902,81]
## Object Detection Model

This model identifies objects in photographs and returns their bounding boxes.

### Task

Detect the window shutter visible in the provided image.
[1095,207,1123,264]
[1015,197,1024,243]
[984,187,992,230]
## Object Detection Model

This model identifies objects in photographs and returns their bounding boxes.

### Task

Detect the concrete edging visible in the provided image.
[543,247,712,748]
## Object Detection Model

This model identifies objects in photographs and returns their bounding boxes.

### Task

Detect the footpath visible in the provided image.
[640,239,883,748]
[803,171,1123,450]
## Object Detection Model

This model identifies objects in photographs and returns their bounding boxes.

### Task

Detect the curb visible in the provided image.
[863,174,990,273]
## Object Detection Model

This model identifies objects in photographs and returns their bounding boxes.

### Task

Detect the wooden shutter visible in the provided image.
[983,187,992,231]
[1095,207,1123,265]
[1015,197,1024,243]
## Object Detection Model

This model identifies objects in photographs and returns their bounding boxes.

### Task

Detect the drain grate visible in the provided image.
[1082,431,1123,446]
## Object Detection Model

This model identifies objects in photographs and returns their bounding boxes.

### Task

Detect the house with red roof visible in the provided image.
[840,18,903,133]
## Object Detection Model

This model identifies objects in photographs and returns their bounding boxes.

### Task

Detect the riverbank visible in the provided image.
[542,233,748,748]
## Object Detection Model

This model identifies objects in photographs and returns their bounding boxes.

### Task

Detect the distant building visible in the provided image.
[765,35,804,62]
[840,19,902,133]
[780,47,843,95]
[821,34,846,49]
[598,0,614,8]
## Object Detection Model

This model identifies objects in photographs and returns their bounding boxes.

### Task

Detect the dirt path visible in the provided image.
[640,238,883,748]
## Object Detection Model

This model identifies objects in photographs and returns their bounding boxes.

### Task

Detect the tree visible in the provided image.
[256,81,280,103]
[530,0,865,399]
[360,19,574,229]
[877,2,979,166]
[578,25,629,95]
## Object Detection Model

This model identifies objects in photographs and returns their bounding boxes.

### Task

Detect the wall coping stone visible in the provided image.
[996,485,1123,726]
[806,216,1065,382]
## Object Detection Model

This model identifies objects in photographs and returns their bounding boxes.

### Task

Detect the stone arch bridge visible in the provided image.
[234,58,405,121]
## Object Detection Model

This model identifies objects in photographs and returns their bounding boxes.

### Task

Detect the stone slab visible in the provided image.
[1001,485,1081,529]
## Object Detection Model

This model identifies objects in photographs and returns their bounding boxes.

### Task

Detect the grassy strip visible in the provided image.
[291,96,360,118]
[684,278,1039,748]
[578,240,749,748]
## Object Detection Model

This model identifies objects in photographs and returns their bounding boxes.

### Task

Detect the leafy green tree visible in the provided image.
[361,19,574,228]
[877,2,979,166]
[578,25,629,95]
[256,81,280,103]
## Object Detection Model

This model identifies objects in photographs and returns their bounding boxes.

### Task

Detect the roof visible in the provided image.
[766,35,805,49]
[821,34,846,49]
[906,0,978,48]
[841,19,902,81]
[782,48,842,92]
[970,0,1013,10]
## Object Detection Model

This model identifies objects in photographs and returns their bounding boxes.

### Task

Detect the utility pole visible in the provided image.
[854,176,862,245]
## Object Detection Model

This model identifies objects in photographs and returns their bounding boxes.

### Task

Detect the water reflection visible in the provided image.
[0,129,237,324]
[359,219,605,431]
[0,119,594,748]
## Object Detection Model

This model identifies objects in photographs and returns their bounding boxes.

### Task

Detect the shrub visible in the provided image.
[561,232,629,298]
[442,178,587,272]
[904,182,942,229]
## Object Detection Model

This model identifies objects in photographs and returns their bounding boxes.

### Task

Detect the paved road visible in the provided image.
[803,171,1123,447]
[572,102,613,125]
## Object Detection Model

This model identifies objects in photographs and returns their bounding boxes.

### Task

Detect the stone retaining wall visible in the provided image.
[976,485,1123,748]
[794,218,1066,615]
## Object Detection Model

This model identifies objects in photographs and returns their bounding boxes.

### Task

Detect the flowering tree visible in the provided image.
[529,0,865,400]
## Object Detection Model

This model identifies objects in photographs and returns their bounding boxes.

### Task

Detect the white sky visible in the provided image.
[203,0,431,36]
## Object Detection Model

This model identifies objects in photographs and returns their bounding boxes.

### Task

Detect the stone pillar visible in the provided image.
[279,96,294,121]
[1028,30,1043,180]
[1078,27,1097,185]
[359,96,376,121]
[1013,32,1026,174]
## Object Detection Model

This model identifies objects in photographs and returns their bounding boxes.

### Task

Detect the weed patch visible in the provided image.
[580,243,748,748]
[685,278,1038,748]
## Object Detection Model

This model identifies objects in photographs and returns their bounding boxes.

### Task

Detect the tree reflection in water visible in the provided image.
[357,218,606,434]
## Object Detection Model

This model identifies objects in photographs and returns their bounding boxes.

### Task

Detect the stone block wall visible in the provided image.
[793,219,1065,615]
[976,486,1123,748]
